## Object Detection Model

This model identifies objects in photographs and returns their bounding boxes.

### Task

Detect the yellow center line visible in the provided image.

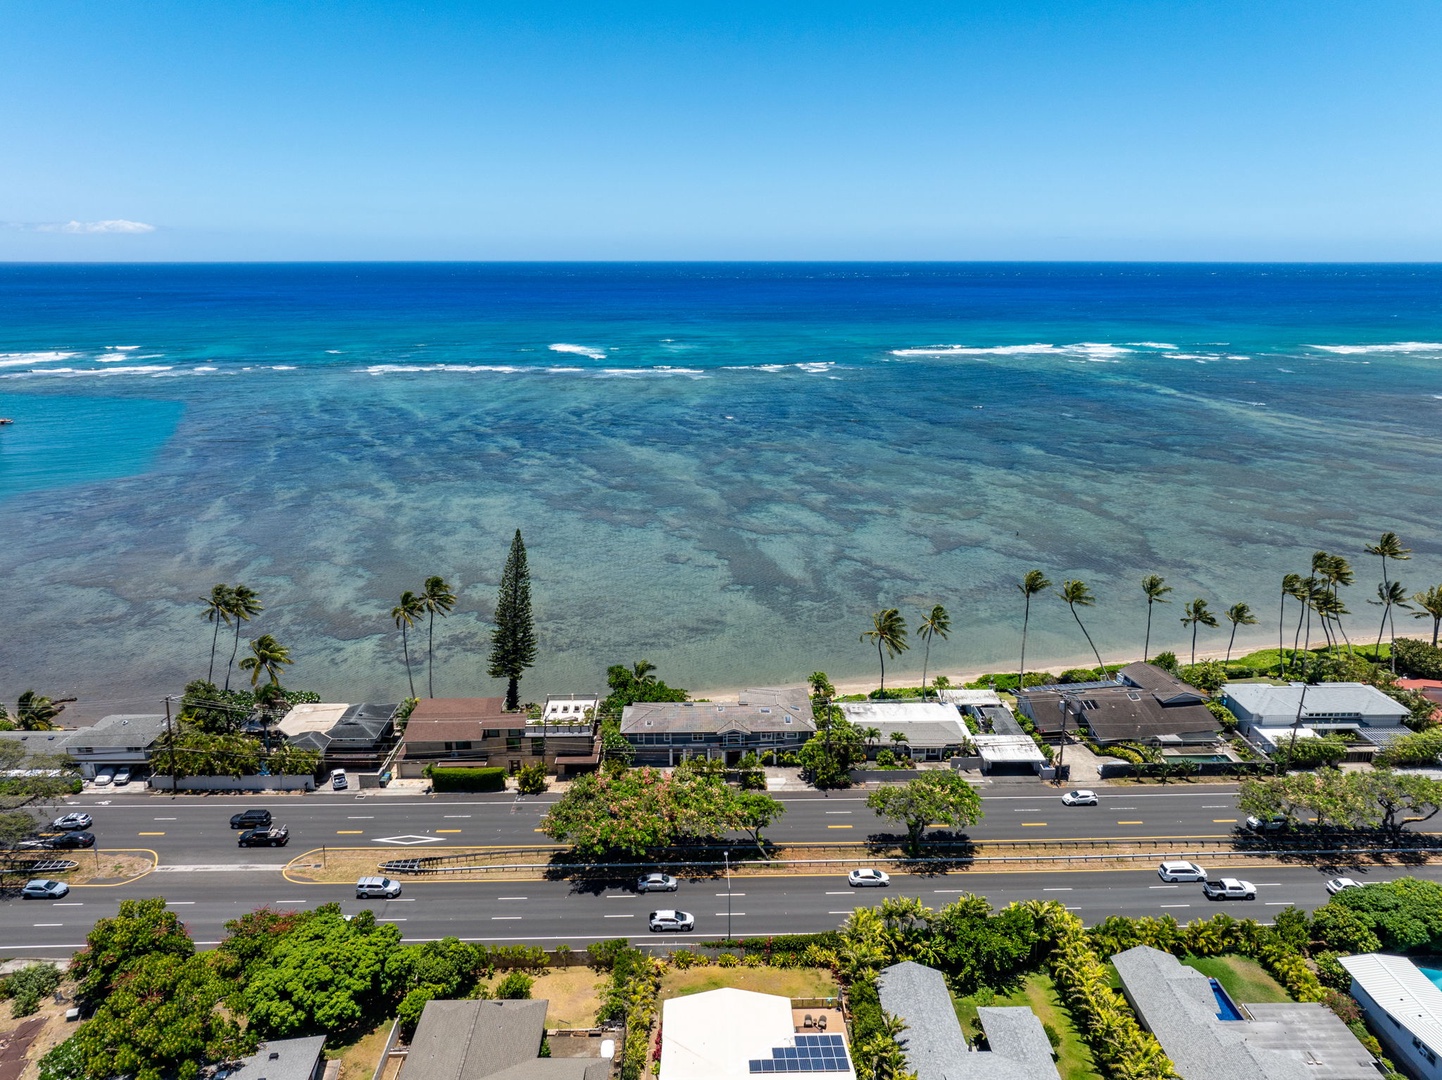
[336,830,364,835]
[1213,818,1238,823]
[138,831,165,836]
[436,829,462,834]
[827,824,854,829]
[1021,822,1048,827]
[1117,820,1144,825]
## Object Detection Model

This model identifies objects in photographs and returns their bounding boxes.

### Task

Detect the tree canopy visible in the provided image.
[1237,768,1442,831]
[865,772,984,852]
[488,529,538,711]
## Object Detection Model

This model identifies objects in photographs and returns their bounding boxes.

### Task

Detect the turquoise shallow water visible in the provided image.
[1,263,1440,716]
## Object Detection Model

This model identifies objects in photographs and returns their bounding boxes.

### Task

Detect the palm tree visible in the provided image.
[862,726,882,754]
[200,584,234,684]
[861,608,909,692]
[1058,579,1106,674]
[420,575,457,699]
[391,591,424,699]
[14,691,63,730]
[633,660,658,684]
[916,604,951,701]
[223,584,263,692]
[1278,573,1302,676]
[1319,553,1355,653]
[239,633,292,687]
[1413,584,1442,647]
[1017,570,1052,690]
[1282,573,1309,675]
[888,730,909,758]
[1179,598,1219,667]
[1366,532,1412,669]
[1223,602,1258,666]
[1370,581,1412,662]
[1140,574,1172,663]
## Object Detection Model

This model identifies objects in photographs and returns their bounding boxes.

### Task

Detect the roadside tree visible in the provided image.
[70,897,196,1002]
[866,772,983,853]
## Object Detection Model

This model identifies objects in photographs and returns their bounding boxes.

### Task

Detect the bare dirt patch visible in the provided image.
[531,967,606,1028]
[325,1019,395,1080]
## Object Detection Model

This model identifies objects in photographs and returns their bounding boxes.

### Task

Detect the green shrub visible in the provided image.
[1394,638,1442,680]
[516,762,548,795]
[1179,661,1227,694]
[397,984,440,1038]
[1270,734,1349,770]
[426,766,507,792]
[876,749,896,768]
[4,962,60,1017]
[1059,668,1100,684]
[1376,727,1442,768]
[495,971,534,999]
[1151,651,1179,674]
[1207,701,1239,730]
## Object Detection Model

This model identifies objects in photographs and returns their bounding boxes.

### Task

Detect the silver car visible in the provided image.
[637,873,679,893]
[21,879,69,899]
[648,909,695,932]
[848,868,891,887]
[356,876,402,899]
[52,812,93,831]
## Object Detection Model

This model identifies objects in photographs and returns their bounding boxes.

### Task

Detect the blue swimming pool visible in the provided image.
[1211,979,1246,1021]
[1420,967,1442,992]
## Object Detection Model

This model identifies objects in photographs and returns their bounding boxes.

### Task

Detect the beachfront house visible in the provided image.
[1221,683,1408,762]
[620,688,814,766]
[877,960,1060,1080]
[1338,953,1442,1080]
[1113,946,1377,1080]
[836,700,970,761]
[398,697,600,777]
[276,701,398,771]
[59,713,170,780]
[1015,663,1221,748]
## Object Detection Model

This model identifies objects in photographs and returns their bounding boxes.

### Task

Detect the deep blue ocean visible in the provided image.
[2,263,1440,716]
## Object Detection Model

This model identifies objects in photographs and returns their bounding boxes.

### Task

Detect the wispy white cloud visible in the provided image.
[6,219,157,234]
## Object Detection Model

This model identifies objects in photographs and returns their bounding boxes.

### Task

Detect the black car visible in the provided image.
[238,825,289,847]
[44,831,95,849]
[229,809,272,829]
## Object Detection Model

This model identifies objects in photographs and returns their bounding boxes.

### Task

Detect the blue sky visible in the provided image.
[2,1,1439,260]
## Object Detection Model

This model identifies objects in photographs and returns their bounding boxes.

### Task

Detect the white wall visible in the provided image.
[148,774,314,792]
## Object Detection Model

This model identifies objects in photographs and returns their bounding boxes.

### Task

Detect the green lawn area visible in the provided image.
[660,966,837,1002]
[1181,955,1291,1004]
[1232,643,1389,671]
[953,972,1100,1080]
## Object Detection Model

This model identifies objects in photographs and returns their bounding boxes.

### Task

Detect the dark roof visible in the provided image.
[1116,663,1207,705]
[1018,671,1220,743]
[213,1035,325,1080]
[411,698,512,722]
[400,999,608,1080]
[620,701,814,736]
[329,703,396,744]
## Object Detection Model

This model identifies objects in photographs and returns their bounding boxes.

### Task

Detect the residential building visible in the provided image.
[398,697,599,777]
[61,714,170,779]
[621,696,814,766]
[936,689,1005,710]
[1015,663,1220,746]
[209,1035,325,1080]
[399,998,610,1080]
[1339,953,1442,1080]
[1113,946,1376,1080]
[838,701,970,761]
[877,960,1060,1080]
[276,701,397,769]
[543,694,599,723]
[1222,683,1410,760]
[660,987,855,1080]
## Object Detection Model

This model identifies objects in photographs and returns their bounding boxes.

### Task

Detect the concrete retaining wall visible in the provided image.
[148,774,315,792]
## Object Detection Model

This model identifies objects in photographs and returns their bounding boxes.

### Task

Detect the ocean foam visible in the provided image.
[0,351,78,368]
[362,364,524,375]
[1126,342,1179,349]
[891,342,1130,361]
[549,343,607,360]
[271,365,296,370]
[193,366,218,373]
[1307,341,1442,354]
[1,364,174,379]
[106,345,141,351]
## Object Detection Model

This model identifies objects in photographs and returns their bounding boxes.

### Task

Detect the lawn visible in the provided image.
[530,966,608,1028]
[325,1019,395,1080]
[1180,955,1290,1004]
[952,972,1099,1080]
[660,967,837,1002]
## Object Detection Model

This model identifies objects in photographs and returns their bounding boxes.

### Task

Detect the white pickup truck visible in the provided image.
[1202,877,1256,901]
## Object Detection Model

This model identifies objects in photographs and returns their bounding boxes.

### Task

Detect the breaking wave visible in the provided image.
[549,343,607,360]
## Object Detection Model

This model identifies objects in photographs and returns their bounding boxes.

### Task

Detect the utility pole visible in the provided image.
[165,695,178,799]
[1054,695,1069,786]
[724,849,732,941]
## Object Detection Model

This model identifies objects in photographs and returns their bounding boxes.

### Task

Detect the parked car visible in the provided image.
[239,825,290,847]
[1245,814,1289,832]
[92,767,115,787]
[230,809,273,830]
[1326,877,1365,895]
[848,868,891,887]
[356,876,402,899]
[1202,877,1257,901]
[21,879,69,900]
[112,766,132,786]
[52,813,92,831]
[330,769,348,791]
[648,910,695,932]
[637,873,679,893]
[1061,789,1099,806]
[44,831,95,849]
[1158,861,1208,883]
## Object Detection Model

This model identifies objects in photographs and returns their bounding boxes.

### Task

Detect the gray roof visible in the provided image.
[1112,946,1375,1080]
[63,714,169,749]
[621,701,814,736]
[867,719,970,750]
[738,687,812,711]
[877,962,1059,1080]
[1222,683,1407,725]
[1338,953,1442,1053]
[215,1035,324,1080]
[1117,663,1208,705]
[0,729,79,752]
[975,706,1025,738]
[1018,686,1219,744]
[401,999,608,1080]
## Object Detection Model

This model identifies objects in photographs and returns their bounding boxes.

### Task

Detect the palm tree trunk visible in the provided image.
[1226,624,1238,666]
[1191,622,1198,667]
[1376,607,1390,663]
[402,625,416,699]
[877,640,886,692]
[226,621,243,692]
[427,609,435,699]
[1144,601,1154,663]
[208,620,222,684]
[1070,605,1106,674]
[1278,588,1287,677]
[1292,603,1306,675]
[1019,598,1031,691]
[921,640,932,702]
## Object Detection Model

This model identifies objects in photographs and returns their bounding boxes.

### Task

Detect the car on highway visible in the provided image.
[239,825,290,847]
[331,769,349,791]
[230,808,273,830]
[637,873,679,893]
[1245,814,1289,832]
[1061,789,1099,806]
[42,831,95,849]
[1158,860,1208,883]
[648,910,695,932]
[52,813,92,831]
[356,876,402,899]
[21,879,69,900]
[92,767,115,787]
[113,766,132,786]
[1326,877,1365,895]
[848,868,891,887]
[1202,877,1257,901]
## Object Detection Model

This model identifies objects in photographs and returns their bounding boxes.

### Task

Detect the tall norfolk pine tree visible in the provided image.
[488,530,537,711]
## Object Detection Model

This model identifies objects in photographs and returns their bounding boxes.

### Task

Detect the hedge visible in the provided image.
[426,766,506,792]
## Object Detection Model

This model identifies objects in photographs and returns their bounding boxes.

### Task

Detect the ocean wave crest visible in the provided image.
[549,343,607,360]
[1126,342,1179,350]
[1,364,174,379]
[1307,342,1442,355]
[0,351,78,368]
[891,342,1129,361]
[363,364,524,375]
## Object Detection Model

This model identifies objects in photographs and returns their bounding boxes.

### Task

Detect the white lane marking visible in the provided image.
[388,898,416,903]
[166,901,196,905]
[1159,904,1191,908]
[497,897,528,901]
[33,923,63,927]
[492,916,523,921]
[605,894,634,900]
[1203,805,1230,808]
[273,899,309,904]
[1265,902,1297,906]
[1149,885,1180,889]
[53,902,84,906]
[828,911,854,915]
[1112,806,1136,810]
[347,815,375,819]
[1043,888,1073,892]
[825,811,852,815]
[824,891,854,895]
[714,912,745,916]
[716,893,746,897]
[444,815,472,818]
[1254,882,1282,887]
[154,816,177,820]
[379,918,407,922]
[603,914,634,919]
[1012,808,1041,812]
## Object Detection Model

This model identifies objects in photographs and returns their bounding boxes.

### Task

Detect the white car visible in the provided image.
[113,766,131,786]
[21,879,69,900]
[331,769,348,791]
[1158,861,1208,883]
[848,868,891,887]
[52,813,92,831]
[637,873,679,893]
[92,767,115,787]
[1326,877,1364,895]
[648,910,695,932]
[356,876,402,899]
[1061,790,1099,806]
[1203,877,1257,901]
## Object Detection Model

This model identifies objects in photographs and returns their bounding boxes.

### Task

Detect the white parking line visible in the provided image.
[444,815,473,818]
[605,895,634,900]
[1149,885,1179,889]
[1012,808,1041,812]
[715,893,746,897]
[828,911,854,915]
[604,914,634,919]
[497,897,528,901]
[825,811,852,815]
[1254,883,1282,887]
[154,816,177,820]
[33,923,62,927]
[347,815,375,819]
[53,903,84,906]
[714,913,745,917]
[1264,902,1297,906]
[379,918,407,922]
[167,901,195,905]
[389,898,416,903]
[273,899,309,904]
[824,891,853,895]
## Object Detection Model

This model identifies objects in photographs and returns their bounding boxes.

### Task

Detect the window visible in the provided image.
[784,716,793,724]
[761,732,775,742]
[482,729,499,739]
[456,741,472,751]
[692,733,705,742]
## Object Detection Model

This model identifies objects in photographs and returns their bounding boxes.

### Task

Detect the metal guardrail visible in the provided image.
[1,858,79,874]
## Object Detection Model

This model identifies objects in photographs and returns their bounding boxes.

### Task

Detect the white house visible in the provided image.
[1339,953,1442,1080]
[1221,683,1407,738]
[659,988,854,1080]
[63,714,170,779]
